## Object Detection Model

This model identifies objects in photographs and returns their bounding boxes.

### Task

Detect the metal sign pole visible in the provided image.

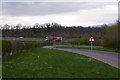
[89,36,95,51]
[91,42,93,51]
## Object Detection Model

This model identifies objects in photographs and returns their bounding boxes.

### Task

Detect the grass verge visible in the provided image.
[57,45,120,53]
[3,47,119,78]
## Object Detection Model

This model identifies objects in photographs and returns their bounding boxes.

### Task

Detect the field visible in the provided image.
[2,47,119,78]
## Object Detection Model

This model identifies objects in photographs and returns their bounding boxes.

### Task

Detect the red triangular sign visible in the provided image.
[89,36,95,42]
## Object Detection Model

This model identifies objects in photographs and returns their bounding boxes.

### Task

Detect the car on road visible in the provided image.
[19,37,24,39]
[45,36,63,41]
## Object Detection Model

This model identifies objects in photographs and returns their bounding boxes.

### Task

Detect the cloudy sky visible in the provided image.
[1,1,118,27]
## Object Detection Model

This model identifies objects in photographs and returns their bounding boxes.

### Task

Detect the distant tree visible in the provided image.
[15,24,22,29]
[10,25,15,29]
[45,23,51,32]
[101,24,108,27]
[3,24,10,29]
[27,25,31,29]
[40,25,44,29]
[117,21,120,49]
[51,22,61,28]
[103,23,118,49]
[22,25,27,29]
[33,23,39,28]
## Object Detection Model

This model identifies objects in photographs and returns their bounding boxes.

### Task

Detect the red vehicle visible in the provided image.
[45,36,63,41]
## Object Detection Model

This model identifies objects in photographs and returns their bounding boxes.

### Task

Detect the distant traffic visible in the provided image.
[45,36,63,41]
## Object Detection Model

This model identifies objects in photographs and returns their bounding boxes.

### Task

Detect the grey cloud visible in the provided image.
[2,0,120,2]
[2,2,117,16]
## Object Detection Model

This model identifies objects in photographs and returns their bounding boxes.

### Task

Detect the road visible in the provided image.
[1,37,80,42]
[43,46,119,69]
[1,37,45,41]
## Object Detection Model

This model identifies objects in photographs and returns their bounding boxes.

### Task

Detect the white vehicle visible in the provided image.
[19,37,24,39]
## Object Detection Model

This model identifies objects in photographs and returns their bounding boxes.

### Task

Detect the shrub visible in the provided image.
[103,24,118,49]
[79,38,89,45]
[2,40,12,56]
[2,40,53,57]
[69,39,89,45]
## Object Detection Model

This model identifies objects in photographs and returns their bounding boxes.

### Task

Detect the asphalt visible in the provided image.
[43,46,119,69]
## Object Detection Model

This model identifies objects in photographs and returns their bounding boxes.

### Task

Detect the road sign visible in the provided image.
[89,36,95,42]
[89,36,95,51]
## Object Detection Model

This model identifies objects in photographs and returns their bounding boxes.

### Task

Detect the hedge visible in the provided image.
[2,40,11,56]
[69,39,89,45]
[2,40,53,57]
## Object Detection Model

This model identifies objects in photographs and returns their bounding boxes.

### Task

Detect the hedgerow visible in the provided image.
[2,40,53,57]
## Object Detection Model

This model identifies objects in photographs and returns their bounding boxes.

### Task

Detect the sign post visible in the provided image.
[89,36,95,51]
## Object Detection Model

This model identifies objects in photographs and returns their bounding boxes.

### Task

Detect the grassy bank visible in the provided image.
[3,47,119,78]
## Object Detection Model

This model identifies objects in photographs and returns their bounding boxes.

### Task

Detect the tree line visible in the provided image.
[2,22,106,38]
[1,22,119,50]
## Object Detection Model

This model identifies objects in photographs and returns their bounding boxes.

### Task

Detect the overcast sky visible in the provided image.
[1,1,118,27]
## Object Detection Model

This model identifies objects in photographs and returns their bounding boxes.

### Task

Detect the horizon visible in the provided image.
[0,22,110,29]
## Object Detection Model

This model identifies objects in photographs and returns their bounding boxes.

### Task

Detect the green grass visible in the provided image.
[57,45,120,53]
[3,47,119,78]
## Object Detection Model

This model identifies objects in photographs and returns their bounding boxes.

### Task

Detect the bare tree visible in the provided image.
[3,24,10,29]
[16,24,22,29]
[33,23,39,28]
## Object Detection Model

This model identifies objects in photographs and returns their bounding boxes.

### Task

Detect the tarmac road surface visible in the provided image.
[43,46,119,69]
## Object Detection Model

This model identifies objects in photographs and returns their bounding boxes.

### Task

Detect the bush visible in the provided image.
[103,24,118,49]
[2,40,12,56]
[2,40,53,57]
[79,38,89,45]
[69,39,89,45]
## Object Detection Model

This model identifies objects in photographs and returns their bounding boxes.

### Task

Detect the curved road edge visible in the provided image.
[43,46,119,69]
